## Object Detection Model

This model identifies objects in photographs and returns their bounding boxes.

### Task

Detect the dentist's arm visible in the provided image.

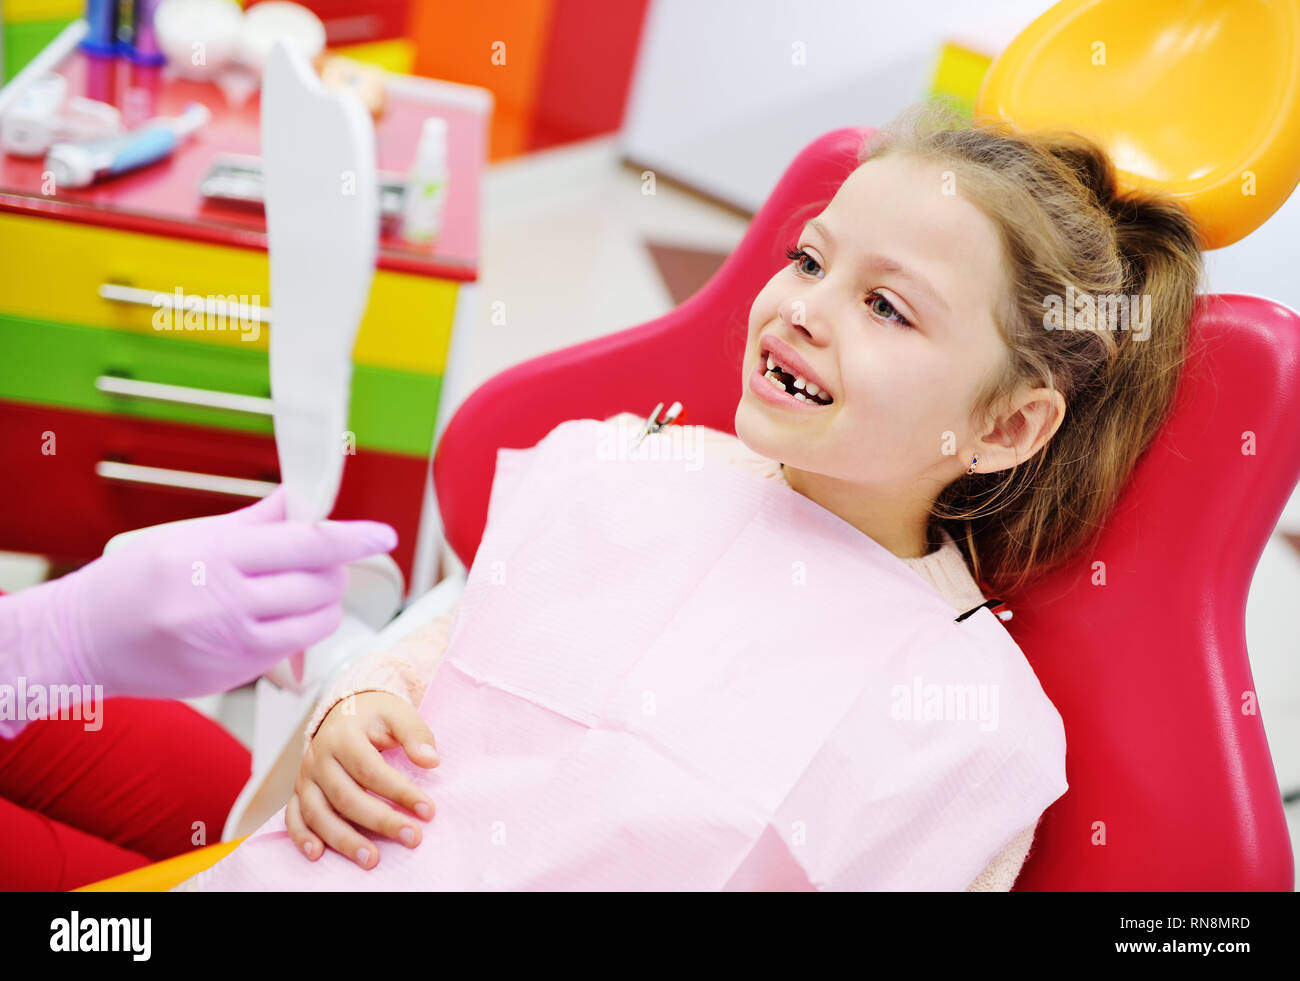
[0,488,397,739]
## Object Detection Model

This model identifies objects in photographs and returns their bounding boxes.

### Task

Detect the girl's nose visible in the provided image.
[781,295,818,339]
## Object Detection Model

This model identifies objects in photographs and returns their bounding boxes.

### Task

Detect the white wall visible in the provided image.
[1204,186,1300,314]
[620,0,1055,212]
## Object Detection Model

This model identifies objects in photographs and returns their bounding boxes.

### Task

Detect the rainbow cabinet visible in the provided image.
[0,32,490,595]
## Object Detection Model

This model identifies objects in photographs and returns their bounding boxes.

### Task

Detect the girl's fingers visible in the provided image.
[317,756,424,848]
[285,792,322,861]
[379,703,440,770]
[336,736,436,824]
[295,780,380,870]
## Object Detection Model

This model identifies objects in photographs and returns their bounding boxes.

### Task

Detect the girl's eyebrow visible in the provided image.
[803,218,951,316]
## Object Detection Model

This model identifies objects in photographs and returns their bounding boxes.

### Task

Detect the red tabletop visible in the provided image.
[0,45,489,280]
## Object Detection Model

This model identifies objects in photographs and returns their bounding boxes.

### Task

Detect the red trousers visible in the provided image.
[0,697,251,890]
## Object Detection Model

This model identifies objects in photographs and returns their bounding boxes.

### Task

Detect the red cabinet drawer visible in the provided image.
[247,0,411,45]
[0,400,427,582]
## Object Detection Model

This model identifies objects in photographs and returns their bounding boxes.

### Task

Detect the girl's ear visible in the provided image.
[979,388,1065,470]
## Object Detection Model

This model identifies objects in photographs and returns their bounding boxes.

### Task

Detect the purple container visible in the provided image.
[80,0,120,58]
[127,0,167,66]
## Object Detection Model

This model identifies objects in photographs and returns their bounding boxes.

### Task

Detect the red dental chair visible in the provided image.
[432,125,1300,891]
[71,123,1298,894]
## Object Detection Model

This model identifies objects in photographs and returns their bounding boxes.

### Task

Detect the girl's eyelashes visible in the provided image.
[783,246,913,328]
[785,245,820,277]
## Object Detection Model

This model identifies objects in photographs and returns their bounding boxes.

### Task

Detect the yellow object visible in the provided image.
[75,837,249,892]
[0,212,458,375]
[975,0,1300,249]
[331,38,417,75]
[4,0,82,22]
[930,41,994,117]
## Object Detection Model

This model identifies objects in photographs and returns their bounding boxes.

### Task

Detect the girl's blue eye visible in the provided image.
[783,246,913,328]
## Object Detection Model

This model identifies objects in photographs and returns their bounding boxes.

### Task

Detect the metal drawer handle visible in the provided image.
[98,283,273,325]
[95,375,274,416]
[95,461,278,498]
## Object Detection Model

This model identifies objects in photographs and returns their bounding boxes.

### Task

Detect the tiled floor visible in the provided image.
[3,133,1297,887]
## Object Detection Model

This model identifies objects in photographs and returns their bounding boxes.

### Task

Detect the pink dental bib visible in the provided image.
[183,418,1067,891]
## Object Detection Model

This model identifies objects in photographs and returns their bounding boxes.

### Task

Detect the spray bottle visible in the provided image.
[402,116,449,246]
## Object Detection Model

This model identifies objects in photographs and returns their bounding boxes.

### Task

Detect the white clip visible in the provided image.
[630,400,683,451]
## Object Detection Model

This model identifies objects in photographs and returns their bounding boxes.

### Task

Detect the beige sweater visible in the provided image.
[305,414,1041,890]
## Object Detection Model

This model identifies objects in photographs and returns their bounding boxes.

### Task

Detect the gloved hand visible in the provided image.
[0,488,398,718]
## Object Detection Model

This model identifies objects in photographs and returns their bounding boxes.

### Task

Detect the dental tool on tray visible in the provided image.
[200,153,408,224]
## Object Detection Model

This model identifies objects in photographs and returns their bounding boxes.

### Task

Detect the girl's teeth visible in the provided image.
[764,363,830,405]
[766,354,775,371]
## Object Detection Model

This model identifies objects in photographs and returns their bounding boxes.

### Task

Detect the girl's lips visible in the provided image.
[747,360,831,411]
[761,335,833,400]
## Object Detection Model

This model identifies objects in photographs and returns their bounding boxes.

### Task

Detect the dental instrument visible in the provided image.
[630,400,684,451]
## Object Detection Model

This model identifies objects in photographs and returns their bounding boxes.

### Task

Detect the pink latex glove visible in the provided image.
[0,488,397,737]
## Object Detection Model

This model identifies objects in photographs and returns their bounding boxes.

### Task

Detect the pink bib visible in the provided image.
[184,418,1067,891]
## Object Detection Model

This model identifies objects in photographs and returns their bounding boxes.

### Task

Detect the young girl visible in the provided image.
[188,100,1204,891]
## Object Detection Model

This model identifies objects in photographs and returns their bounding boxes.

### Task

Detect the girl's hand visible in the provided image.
[287,691,440,869]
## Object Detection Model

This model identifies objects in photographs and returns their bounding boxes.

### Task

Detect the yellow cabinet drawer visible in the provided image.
[5,1,82,21]
[0,211,456,375]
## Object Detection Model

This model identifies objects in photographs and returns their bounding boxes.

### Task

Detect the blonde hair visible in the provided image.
[859,100,1206,596]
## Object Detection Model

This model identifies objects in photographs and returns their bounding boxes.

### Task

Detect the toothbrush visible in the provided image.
[44,102,210,188]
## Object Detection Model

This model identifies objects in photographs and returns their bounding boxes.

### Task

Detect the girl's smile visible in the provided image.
[749,333,836,410]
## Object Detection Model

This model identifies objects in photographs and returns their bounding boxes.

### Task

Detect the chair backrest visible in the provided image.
[432,127,1300,890]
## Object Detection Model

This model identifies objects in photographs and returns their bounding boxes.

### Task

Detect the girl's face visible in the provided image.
[735,153,1046,556]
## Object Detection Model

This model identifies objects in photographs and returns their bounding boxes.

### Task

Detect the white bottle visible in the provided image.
[402,116,449,246]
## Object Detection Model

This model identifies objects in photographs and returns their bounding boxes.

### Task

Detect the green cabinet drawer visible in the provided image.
[0,313,441,457]
[3,19,75,83]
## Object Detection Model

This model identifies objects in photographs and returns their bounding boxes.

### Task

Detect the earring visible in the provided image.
[966,454,979,475]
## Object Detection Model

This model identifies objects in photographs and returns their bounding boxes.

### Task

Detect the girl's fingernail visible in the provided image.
[415,801,433,820]
[302,841,314,858]
[357,846,371,866]
[400,827,416,846]
[418,743,438,761]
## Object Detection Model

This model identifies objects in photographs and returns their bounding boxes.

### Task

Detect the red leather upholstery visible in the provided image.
[432,127,1298,890]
